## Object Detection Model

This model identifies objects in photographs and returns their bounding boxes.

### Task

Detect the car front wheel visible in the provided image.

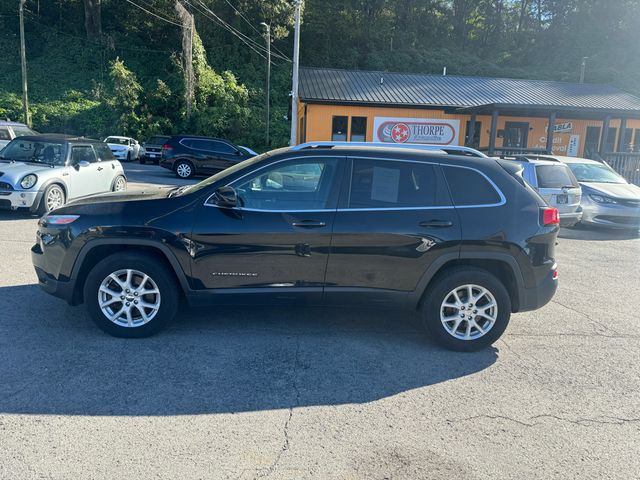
[84,253,179,338]
[421,267,511,351]
[37,183,66,215]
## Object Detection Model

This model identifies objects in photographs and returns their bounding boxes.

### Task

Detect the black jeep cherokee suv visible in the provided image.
[32,143,559,351]
[159,135,256,179]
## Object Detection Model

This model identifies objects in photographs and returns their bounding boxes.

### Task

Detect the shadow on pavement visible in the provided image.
[0,210,39,222]
[558,225,640,241]
[0,284,497,416]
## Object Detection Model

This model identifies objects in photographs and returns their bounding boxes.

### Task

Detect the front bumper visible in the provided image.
[0,189,39,210]
[581,198,640,229]
[32,243,75,304]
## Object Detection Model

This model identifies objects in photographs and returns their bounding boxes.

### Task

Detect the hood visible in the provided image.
[580,182,640,199]
[66,186,174,207]
[0,161,56,184]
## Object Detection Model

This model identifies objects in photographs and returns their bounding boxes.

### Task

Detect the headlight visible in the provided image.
[589,194,618,204]
[42,215,80,226]
[20,174,38,189]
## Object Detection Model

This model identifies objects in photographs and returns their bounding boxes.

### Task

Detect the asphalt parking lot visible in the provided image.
[1,163,639,479]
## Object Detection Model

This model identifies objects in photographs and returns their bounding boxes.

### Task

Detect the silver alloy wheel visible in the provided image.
[440,284,498,341]
[176,163,192,178]
[46,186,64,211]
[98,269,161,328]
[114,176,127,192]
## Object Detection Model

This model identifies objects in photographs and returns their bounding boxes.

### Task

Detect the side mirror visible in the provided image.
[213,186,238,208]
[75,160,90,168]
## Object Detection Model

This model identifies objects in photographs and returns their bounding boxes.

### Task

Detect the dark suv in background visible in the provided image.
[32,142,559,351]
[160,135,257,178]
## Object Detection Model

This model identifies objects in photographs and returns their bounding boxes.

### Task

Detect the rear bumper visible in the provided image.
[516,264,558,312]
[559,211,582,227]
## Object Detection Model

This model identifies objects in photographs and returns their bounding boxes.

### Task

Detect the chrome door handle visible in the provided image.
[291,220,326,228]
[419,220,453,228]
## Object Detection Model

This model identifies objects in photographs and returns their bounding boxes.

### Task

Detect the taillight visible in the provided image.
[162,143,172,151]
[541,207,560,226]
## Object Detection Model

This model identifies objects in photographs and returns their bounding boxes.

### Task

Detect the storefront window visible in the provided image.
[331,116,348,141]
[350,117,367,142]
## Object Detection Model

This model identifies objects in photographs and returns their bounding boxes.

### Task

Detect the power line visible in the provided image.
[186,0,290,63]
[223,0,291,61]
[124,0,185,28]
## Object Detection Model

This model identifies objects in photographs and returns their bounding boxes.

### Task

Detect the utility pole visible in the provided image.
[579,57,588,84]
[19,0,31,127]
[261,22,271,147]
[289,0,301,146]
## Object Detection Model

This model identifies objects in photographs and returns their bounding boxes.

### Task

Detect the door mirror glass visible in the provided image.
[213,186,238,208]
[76,160,91,168]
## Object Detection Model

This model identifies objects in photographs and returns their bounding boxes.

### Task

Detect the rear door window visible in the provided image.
[206,140,237,154]
[348,159,449,209]
[442,166,502,206]
[535,165,579,188]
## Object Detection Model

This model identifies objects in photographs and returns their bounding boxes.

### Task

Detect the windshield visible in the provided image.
[566,163,627,184]
[147,136,169,145]
[535,164,579,188]
[12,126,38,137]
[0,139,65,166]
[105,137,129,145]
[177,152,273,196]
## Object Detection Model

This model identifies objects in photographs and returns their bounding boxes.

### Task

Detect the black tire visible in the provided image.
[83,253,179,338]
[174,159,195,179]
[421,267,511,352]
[139,157,146,165]
[36,183,66,216]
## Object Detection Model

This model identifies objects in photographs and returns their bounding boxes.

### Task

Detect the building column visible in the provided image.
[466,113,476,147]
[488,110,499,156]
[617,117,627,152]
[599,116,611,155]
[546,112,556,154]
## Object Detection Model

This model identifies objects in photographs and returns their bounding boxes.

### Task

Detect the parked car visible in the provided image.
[32,142,559,351]
[104,136,140,162]
[0,135,126,214]
[139,135,170,165]
[555,156,640,229]
[0,121,38,150]
[511,156,582,227]
[159,135,257,179]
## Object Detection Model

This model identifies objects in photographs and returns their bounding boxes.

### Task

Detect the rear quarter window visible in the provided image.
[442,166,502,206]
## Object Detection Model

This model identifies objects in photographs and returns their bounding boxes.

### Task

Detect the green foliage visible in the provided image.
[1,0,640,149]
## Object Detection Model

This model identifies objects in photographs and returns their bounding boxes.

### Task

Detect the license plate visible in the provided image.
[556,194,568,204]
[149,154,157,158]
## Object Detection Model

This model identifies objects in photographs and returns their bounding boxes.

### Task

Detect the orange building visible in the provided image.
[297,68,640,178]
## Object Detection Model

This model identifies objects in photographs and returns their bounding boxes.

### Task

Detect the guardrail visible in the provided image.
[600,152,640,186]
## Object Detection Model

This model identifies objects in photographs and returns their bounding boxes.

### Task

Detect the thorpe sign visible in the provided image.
[373,117,460,145]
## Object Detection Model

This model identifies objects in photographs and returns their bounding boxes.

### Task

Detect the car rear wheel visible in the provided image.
[84,253,179,338]
[175,160,194,179]
[421,267,511,351]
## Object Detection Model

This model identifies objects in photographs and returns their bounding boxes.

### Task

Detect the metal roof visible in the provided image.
[299,67,640,113]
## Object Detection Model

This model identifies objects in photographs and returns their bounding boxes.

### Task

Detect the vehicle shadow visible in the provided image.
[0,284,498,417]
[558,225,640,241]
[0,210,39,221]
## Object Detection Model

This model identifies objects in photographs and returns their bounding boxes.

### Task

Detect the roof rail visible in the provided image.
[290,141,488,158]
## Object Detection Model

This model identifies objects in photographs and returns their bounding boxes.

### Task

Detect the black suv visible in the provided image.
[159,135,256,178]
[32,143,559,351]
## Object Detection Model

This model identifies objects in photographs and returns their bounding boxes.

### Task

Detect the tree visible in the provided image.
[83,0,101,39]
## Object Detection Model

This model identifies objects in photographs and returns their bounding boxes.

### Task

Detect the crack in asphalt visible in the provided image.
[255,335,301,479]
[449,414,640,428]
[550,299,624,336]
